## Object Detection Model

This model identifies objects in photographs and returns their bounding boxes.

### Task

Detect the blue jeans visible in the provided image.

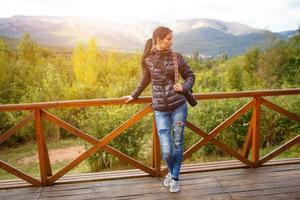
[154,101,188,179]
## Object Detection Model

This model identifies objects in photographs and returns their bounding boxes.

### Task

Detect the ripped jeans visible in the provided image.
[154,101,188,179]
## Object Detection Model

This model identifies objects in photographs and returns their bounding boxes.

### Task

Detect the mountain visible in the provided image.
[0,15,294,56]
[276,30,298,38]
[167,18,282,56]
[0,35,19,48]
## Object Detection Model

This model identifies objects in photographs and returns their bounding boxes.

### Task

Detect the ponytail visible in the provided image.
[141,26,172,68]
[141,38,153,68]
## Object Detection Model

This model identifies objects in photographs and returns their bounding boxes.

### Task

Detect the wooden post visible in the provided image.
[252,97,261,167]
[34,109,51,185]
[151,120,155,169]
[152,116,161,177]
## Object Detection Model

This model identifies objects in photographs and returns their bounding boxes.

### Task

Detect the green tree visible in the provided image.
[244,47,260,72]
[225,64,244,91]
[0,39,9,65]
[72,38,100,85]
[17,33,39,63]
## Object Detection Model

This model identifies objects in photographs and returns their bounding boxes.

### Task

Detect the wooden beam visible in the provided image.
[41,109,155,176]
[34,109,50,185]
[1,88,299,112]
[241,113,254,158]
[185,121,254,167]
[259,135,300,165]
[261,97,300,123]
[0,160,41,186]
[252,97,261,167]
[183,99,254,160]
[152,116,161,177]
[0,112,34,145]
[48,104,153,185]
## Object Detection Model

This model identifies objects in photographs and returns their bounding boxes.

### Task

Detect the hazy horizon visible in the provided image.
[0,0,299,32]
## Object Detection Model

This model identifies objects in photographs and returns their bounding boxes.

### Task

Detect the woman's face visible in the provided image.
[157,32,173,50]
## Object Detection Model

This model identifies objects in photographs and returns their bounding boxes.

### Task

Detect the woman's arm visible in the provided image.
[178,54,195,93]
[131,65,151,99]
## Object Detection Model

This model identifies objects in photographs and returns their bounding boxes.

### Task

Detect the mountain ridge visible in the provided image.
[0,15,296,56]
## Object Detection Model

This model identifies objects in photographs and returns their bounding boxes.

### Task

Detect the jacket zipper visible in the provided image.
[162,79,170,110]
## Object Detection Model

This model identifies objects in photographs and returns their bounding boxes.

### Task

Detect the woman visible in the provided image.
[123,26,195,193]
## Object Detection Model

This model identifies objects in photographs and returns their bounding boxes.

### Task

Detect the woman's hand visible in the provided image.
[122,95,134,103]
[174,83,183,92]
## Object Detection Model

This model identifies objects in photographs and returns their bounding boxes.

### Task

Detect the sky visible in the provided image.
[1,0,299,32]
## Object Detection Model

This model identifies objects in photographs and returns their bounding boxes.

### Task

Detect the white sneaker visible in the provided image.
[169,179,180,193]
[163,173,172,187]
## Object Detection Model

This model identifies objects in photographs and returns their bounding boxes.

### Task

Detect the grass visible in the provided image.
[0,138,87,180]
[0,138,299,180]
[259,144,300,159]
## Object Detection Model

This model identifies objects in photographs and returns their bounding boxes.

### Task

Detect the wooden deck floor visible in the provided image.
[1,160,300,200]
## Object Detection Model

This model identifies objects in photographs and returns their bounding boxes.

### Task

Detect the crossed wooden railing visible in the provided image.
[0,88,300,187]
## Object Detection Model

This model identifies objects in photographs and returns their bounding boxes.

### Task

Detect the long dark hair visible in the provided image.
[141,26,173,68]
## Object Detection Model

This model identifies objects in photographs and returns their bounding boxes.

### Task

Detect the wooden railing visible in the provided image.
[0,88,300,187]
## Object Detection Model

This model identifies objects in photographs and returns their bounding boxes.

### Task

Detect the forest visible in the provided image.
[0,30,299,179]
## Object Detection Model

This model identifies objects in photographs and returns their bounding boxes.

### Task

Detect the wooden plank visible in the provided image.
[0,187,42,197]
[88,178,224,199]
[0,164,299,200]
[219,173,300,186]
[0,112,33,145]
[180,162,249,175]
[95,182,224,198]
[219,179,300,192]
[214,169,300,182]
[230,186,300,199]
[1,158,299,189]
[57,159,300,187]
[233,192,300,200]
[37,176,225,200]
[0,192,41,200]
